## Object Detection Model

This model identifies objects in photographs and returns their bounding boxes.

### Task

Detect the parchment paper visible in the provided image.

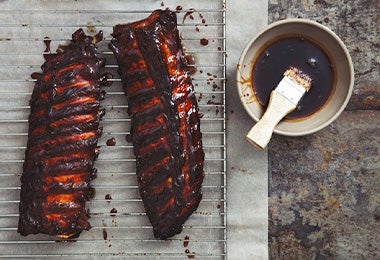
[0,0,269,258]
[226,1,269,259]
[0,0,227,258]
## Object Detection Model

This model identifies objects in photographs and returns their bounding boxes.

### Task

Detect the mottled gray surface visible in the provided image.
[268,0,380,259]
[269,111,379,259]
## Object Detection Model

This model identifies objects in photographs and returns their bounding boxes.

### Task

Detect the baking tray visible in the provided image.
[0,0,226,258]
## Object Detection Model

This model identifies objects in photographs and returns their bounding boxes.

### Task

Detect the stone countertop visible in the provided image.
[267,0,379,259]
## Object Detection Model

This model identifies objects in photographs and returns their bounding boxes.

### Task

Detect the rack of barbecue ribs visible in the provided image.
[110,10,205,239]
[18,29,110,238]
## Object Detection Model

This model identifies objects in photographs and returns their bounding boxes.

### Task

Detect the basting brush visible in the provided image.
[246,66,313,149]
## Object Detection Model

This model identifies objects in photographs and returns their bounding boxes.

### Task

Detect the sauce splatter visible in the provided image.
[176,5,183,11]
[200,38,209,46]
[197,92,203,102]
[185,54,197,75]
[105,194,112,201]
[43,37,52,61]
[185,249,196,258]
[102,228,108,240]
[110,208,117,217]
[207,100,222,105]
[183,235,190,247]
[106,137,116,146]
[183,9,195,23]
[43,37,51,53]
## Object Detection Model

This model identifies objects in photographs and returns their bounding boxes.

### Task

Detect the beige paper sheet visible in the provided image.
[0,0,269,258]
[226,1,269,259]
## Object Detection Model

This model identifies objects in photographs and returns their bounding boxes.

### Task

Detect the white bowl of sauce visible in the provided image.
[237,19,354,136]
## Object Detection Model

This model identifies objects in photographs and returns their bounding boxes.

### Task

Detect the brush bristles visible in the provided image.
[284,66,313,91]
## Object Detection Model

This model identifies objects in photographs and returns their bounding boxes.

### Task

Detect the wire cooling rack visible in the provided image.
[0,0,226,258]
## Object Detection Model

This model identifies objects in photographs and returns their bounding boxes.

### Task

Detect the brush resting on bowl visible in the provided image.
[252,36,335,120]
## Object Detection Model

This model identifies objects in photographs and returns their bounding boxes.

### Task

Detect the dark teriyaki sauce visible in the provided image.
[103,228,108,240]
[110,208,117,217]
[200,38,209,46]
[252,36,335,119]
[43,37,51,53]
[106,137,116,146]
[183,235,190,247]
[105,194,112,201]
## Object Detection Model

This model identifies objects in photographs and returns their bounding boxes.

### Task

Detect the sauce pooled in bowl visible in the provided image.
[251,36,336,119]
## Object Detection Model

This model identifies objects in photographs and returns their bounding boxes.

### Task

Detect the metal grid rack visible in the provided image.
[0,0,226,258]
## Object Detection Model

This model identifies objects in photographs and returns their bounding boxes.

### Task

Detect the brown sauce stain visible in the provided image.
[105,194,112,201]
[197,93,203,102]
[185,249,196,258]
[102,228,108,240]
[185,54,197,75]
[237,64,257,105]
[207,100,222,106]
[43,37,51,53]
[110,208,117,217]
[183,9,195,23]
[183,235,190,247]
[200,38,209,46]
[106,137,116,146]
[43,37,52,61]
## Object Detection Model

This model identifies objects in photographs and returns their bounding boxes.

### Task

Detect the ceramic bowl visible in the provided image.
[237,19,354,136]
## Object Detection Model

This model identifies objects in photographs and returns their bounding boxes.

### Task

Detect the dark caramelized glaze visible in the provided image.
[109,10,205,240]
[18,28,111,238]
[252,36,335,119]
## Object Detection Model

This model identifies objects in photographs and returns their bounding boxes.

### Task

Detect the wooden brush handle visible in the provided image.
[246,90,297,149]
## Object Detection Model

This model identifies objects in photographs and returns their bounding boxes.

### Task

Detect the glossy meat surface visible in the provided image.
[110,10,205,239]
[18,29,109,238]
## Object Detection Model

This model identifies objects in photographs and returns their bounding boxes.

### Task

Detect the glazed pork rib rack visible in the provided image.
[110,10,205,239]
[18,29,109,238]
